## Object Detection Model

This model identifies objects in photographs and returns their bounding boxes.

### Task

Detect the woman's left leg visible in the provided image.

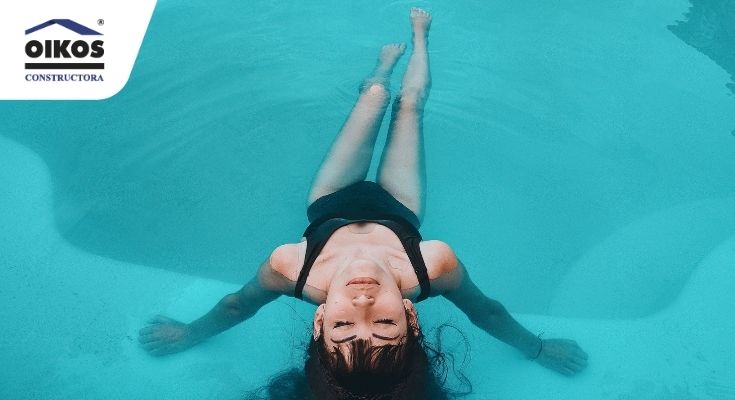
[307,44,406,206]
[376,8,432,221]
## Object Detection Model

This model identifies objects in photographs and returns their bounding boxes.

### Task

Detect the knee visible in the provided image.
[360,82,390,100]
[367,83,387,96]
[394,92,424,112]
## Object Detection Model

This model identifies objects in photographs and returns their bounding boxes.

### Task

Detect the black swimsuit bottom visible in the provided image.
[295,181,431,301]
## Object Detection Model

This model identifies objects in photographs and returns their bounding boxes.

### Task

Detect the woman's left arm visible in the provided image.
[430,242,589,376]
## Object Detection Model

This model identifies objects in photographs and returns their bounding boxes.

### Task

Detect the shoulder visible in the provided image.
[419,240,460,279]
[257,243,303,292]
[418,240,465,296]
[267,243,303,281]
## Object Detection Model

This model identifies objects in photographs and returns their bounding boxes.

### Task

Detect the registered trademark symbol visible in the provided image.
[97,19,104,26]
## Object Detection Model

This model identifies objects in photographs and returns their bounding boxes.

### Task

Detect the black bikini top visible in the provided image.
[294,217,431,302]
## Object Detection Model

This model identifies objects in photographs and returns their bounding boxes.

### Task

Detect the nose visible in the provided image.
[352,294,375,307]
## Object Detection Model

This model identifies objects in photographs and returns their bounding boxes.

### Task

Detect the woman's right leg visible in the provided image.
[307,44,406,206]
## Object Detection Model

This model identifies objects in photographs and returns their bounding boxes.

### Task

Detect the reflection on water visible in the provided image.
[668,0,735,95]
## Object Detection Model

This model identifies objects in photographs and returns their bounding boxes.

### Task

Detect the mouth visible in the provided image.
[347,277,379,285]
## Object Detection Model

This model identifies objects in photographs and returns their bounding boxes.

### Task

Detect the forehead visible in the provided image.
[329,338,407,356]
[323,307,408,320]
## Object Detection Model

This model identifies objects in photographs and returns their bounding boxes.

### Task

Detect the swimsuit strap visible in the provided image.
[294,219,353,299]
[378,219,431,302]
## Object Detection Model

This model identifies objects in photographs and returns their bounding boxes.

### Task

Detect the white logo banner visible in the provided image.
[0,0,157,100]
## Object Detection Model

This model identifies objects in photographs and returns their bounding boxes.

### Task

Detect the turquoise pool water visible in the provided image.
[1,0,734,398]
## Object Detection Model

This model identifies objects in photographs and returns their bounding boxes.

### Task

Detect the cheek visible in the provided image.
[329,296,350,307]
[374,298,406,314]
[325,300,352,318]
[364,302,402,323]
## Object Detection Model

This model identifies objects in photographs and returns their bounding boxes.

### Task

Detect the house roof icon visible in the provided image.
[26,19,102,35]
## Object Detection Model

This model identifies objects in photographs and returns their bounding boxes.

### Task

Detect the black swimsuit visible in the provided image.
[294,181,431,301]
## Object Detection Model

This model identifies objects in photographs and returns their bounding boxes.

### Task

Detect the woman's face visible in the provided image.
[313,258,418,347]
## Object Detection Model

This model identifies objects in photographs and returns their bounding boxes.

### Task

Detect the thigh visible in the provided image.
[376,96,425,221]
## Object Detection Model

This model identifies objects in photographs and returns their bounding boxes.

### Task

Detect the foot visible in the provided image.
[378,43,407,70]
[362,43,406,91]
[410,7,432,38]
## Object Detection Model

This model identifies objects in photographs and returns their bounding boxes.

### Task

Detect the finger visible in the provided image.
[558,366,575,376]
[567,359,587,372]
[140,339,165,351]
[570,346,588,359]
[566,340,583,351]
[147,315,174,324]
[138,326,159,337]
[138,332,162,344]
[142,339,179,355]
[149,346,177,357]
[570,359,588,371]
[575,355,589,367]
[147,348,168,357]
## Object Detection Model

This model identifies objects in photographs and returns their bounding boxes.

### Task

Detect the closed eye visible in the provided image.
[334,321,352,328]
[375,319,396,325]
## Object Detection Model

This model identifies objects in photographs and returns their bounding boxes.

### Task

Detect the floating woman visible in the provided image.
[139,7,588,398]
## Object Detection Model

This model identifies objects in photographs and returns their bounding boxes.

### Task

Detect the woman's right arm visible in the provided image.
[138,245,297,356]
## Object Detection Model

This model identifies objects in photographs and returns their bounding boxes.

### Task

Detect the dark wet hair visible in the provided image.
[306,328,447,399]
[245,318,470,400]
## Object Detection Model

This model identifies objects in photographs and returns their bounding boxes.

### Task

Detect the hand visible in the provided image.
[138,315,198,356]
[534,338,588,376]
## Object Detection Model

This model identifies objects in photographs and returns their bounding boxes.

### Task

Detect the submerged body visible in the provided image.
[139,8,588,396]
